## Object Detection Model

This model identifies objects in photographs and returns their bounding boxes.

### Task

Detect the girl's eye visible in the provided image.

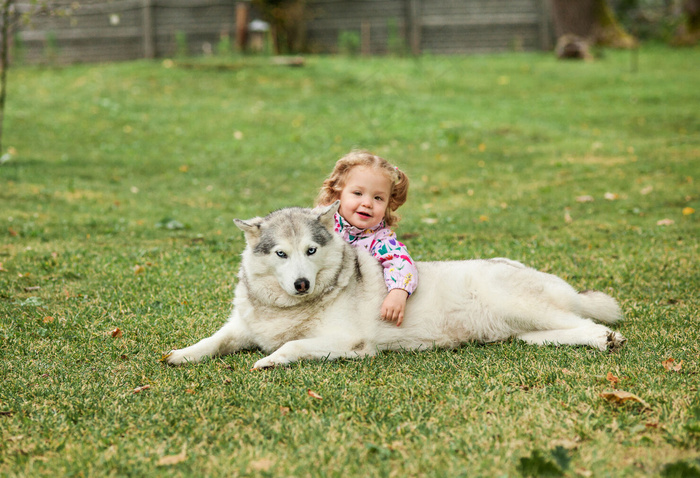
[307,247,317,256]
[375,196,384,202]
[353,191,362,196]
[276,251,288,259]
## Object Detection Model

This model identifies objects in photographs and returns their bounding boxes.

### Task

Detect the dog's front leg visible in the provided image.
[165,312,255,365]
[252,336,373,369]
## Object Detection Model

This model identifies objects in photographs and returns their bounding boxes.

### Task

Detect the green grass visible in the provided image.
[1,45,699,477]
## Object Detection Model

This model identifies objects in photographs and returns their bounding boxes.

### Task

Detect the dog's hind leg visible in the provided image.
[253,336,374,369]
[517,320,626,352]
[165,314,255,365]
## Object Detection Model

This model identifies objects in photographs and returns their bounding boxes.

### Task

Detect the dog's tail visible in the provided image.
[575,290,623,323]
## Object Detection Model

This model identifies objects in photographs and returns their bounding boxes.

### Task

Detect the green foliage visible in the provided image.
[0,45,699,476]
[174,31,189,58]
[338,30,361,56]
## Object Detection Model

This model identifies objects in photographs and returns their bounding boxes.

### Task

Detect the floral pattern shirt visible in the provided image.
[334,213,418,295]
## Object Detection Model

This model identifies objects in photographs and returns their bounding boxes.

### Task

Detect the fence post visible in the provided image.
[407,0,421,55]
[538,0,553,51]
[143,0,156,58]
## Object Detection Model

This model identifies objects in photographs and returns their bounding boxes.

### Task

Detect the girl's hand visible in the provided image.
[381,289,409,326]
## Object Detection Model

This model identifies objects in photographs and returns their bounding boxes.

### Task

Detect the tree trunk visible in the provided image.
[549,0,636,52]
[675,0,700,44]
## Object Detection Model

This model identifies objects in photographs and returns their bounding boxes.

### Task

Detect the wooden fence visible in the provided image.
[11,0,552,64]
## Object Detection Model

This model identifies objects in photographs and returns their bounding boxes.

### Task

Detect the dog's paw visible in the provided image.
[162,349,190,365]
[605,331,627,352]
[253,354,290,370]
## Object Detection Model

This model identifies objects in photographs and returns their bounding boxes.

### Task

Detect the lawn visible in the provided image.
[1,45,699,477]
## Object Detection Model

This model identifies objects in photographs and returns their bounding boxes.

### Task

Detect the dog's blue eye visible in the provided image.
[307,247,317,256]
[276,251,287,259]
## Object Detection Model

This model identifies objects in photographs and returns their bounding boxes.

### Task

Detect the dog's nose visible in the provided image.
[294,278,310,293]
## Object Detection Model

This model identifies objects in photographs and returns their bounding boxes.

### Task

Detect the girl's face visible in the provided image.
[338,166,392,229]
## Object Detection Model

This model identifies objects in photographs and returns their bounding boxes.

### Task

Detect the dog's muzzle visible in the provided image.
[294,278,311,294]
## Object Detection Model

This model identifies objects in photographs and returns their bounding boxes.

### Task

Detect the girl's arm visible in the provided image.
[372,231,419,296]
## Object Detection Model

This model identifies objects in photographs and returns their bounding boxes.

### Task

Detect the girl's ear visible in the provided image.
[317,200,340,231]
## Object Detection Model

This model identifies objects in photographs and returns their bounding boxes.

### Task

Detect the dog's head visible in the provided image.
[234,201,342,298]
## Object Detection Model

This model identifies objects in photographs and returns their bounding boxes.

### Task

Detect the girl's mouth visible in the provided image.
[357,212,371,218]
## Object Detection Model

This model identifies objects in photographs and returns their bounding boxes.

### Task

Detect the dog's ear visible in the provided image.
[234,217,264,245]
[317,200,340,231]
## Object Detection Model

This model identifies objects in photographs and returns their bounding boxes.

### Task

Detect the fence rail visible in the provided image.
[10,0,552,64]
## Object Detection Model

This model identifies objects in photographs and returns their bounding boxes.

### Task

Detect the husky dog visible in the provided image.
[165,202,626,369]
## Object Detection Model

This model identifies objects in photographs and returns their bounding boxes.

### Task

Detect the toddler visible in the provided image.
[316,150,418,326]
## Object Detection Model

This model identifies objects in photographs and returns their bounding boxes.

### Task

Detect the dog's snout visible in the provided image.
[294,278,310,293]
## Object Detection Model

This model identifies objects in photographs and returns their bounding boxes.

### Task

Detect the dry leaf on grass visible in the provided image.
[657,218,675,226]
[307,389,323,400]
[662,357,683,372]
[576,195,595,203]
[250,458,274,472]
[682,207,695,216]
[157,445,187,466]
[110,328,122,338]
[133,385,150,394]
[600,390,650,409]
[604,192,619,201]
[606,372,620,387]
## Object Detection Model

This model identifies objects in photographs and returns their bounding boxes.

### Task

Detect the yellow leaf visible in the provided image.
[478,143,486,152]
[133,264,145,275]
[682,207,695,216]
[157,445,187,466]
[250,458,274,471]
[599,390,650,409]
[479,215,489,222]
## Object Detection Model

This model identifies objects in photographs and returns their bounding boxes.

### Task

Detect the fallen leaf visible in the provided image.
[576,195,595,203]
[185,389,196,394]
[249,458,273,471]
[8,228,18,237]
[662,357,683,372]
[43,316,54,324]
[564,210,573,223]
[307,389,323,400]
[599,390,650,409]
[640,185,653,195]
[280,406,291,416]
[0,263,6,272]
[604,192,619,201]
[479,215,489,222]
[157,444,187,466]
[606,372,620,386]
[110,327,123,338]
[656,218,675,226]
[421,217,438,225]
[683,207,695,216]
[133,385,150,394]
[133,264,145,275]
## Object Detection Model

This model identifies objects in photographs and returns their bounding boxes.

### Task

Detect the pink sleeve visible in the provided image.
[370,230,419,295]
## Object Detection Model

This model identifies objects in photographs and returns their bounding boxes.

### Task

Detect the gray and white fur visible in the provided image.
[165,202,626,369]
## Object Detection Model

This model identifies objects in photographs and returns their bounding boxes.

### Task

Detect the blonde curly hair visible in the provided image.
[316,150,410,228]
